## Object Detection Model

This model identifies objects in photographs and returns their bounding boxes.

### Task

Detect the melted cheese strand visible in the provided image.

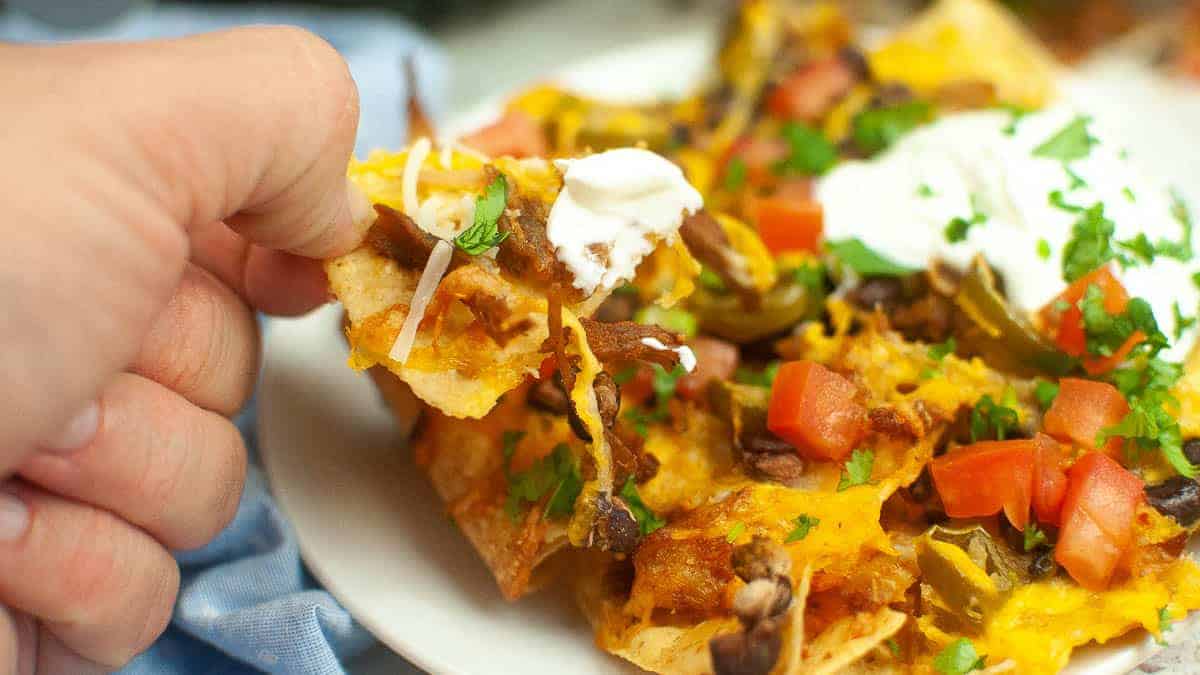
[401,136,431,216]
[389,239,452,364]
[560,306,612,546]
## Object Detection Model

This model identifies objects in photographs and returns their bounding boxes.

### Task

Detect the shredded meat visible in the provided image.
[731,536,792,583]
[742,452,805,483]
[496,195,577,291]
[365,205,439,269]
[679,211,760,306]
[575,318,685,368]
[630,533,735,617]
[458,292,533,346]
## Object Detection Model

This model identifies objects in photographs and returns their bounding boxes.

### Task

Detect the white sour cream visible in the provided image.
[640,337,698,373]
[548,148,703,295]
[816,107,1200,361]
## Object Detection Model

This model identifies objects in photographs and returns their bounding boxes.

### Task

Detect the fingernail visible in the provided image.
[0,491,28,542]
[42,400,99,454]
[346,179,376,234]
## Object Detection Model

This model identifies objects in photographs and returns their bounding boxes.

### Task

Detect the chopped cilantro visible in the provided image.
[1157,188,1195,262]
[1037,239,1052,260]
[504,443,582,521]
[725,156,747,191]
[1100,356,1194,477]
[735,361,781,389]
[726,521,746,543]
[775,122,837,176]
[1158,606,1174,646]
[1023,524,1048,552]
[970,394,1019,442]
[1194,272,1200,291]
[933,639,986,675]
[1117,233,1156,267]
[852,101,933,156]
[1122,186,1136,203]
[929,337,957,362]
[1173,302,1196,341]
[1078,285,1168,358]
[944,195,988,243]
[1000,103,1031,136]
[1048,190,1086,213]
[619,477,665,536]
[827,238,918,277]
[613,283,639,295]
[837,449,875,491]
[917,183,935,198]
[1034,379,1060,410]
[886,638,902,658]
[785,514,820,543]
[698,267,727,292]
[1061,203,1119,282]
[634,305,699,338]
[1033,115,1097,162]
[455,174,509,254]
[623,363,687,437]
[1065,165,1088,190]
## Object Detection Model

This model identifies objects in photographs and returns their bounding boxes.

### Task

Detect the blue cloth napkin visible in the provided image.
[0,4,444,673]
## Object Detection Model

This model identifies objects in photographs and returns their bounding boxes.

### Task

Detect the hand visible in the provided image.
[0,27,371,673]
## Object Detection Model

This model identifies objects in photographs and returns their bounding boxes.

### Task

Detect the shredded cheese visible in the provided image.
[559,306,612,547]
[402,136,431,217]
[389,239,453,364]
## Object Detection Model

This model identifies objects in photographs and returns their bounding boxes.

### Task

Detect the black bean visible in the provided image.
[1183,438,1200,466]
[1029,549,1058,579]
[1145,476,1200,527]
[848,277,906,311]
[709,619,782,675]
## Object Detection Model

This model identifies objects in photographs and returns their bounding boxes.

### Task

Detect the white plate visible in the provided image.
[260,34,1199,675]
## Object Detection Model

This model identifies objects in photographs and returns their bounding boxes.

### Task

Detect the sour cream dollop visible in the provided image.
[816,107,1200,360]
[548,148,703,295]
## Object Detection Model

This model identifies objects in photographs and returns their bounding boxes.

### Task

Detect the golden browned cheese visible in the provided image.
[629,533,736,618]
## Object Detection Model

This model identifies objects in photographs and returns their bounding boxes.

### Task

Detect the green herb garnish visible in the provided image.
[827,238,919,277]
[917,183,935,198]
[1078,285,1167,358]
[775,122,838,176]
[852,101,933,156]
[1023,524,1048,552]
[1061,203,1119,282]
[1158,606,1174,646]
[726,521,747,543]
[1034,380,1060,410]
[620,477,665,536]
[504,443,582,521]
[837,449,875,492]
[698,267,727,292]
[785,514,820,543]
[1173,302,1196,342]
[970,394,1020,442]
[455,174,509,254]
[944,195,988,243]
[1033,115,1097,162]
[1037,239,1052,260]
[933,639,986,675]
[1122,187,1136,203]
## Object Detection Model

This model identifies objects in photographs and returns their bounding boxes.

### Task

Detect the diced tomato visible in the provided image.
[724,136,789,187]
[1038,266,1143,375]
[766,361,866,461]
[1032,434,1069,526]
[930,439,1035,530]
[1055,452,1145,590]
[1042,378,1130,457]
[753,198,824,255]
[766,57,858,123]
[460,110,548,158]
[676,336,740,401]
